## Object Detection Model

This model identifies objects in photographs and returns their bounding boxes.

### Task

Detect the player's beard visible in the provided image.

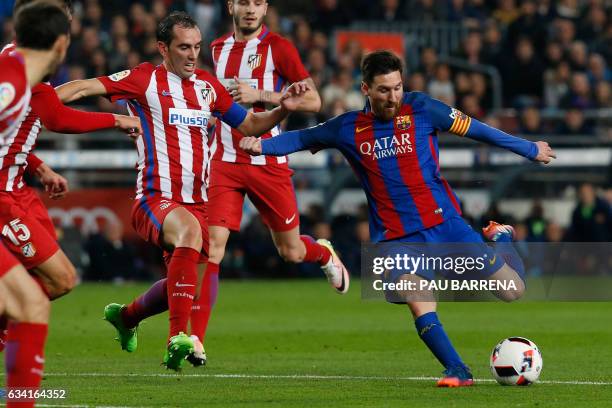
[376,101,401,121]
[235,14,264,36]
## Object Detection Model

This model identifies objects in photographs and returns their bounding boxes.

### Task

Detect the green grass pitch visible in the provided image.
[3,280,612,407]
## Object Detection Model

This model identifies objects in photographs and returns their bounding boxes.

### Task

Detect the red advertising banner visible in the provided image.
[40,188,138,238]
[335,31,405,59]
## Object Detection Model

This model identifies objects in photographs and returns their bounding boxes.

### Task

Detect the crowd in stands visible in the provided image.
[2,1,611,279]
[1,0,610,134]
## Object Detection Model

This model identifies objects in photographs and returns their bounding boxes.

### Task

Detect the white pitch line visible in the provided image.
[9,372,612,386]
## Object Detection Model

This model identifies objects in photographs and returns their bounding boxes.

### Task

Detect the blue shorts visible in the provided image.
[381,216,504,283]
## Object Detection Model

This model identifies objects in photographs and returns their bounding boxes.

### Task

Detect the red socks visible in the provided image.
[166,247,199,339]
[300,235,332,265]
[5,321,48,408]
[190,262,219,344]
[0,315,7,353]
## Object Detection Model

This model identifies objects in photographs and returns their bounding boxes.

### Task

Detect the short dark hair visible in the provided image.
[15,1,70,50]
[14,0,72,13]
[361,50,403,85]
[156,11,198,45]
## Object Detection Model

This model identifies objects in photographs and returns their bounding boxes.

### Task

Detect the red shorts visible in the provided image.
[0,243,20,278]
[208,161,300,232]
[131,195,209,263]
[0,188,59,270]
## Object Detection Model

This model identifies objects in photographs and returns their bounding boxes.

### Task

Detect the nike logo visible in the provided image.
[161,90,173,97]
[489,255,497,265]
[175,282,195,287]
[34,354,45,364]
[285,214,296,224]
[356,125,372,133]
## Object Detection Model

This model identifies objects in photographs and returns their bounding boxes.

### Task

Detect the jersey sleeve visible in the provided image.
[31,83,115,132]
[272,37,310,83]
[261,115,341,156]
[209,75,247,128]
[423,94,538,160]
[97,64,151,102]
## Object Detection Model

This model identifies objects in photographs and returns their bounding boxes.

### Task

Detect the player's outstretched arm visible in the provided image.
[240,115,340,156]
[427,96,556,164]
[55,78,107,103]
[236,81,310,136]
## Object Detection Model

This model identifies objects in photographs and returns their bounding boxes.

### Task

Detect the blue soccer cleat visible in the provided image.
[437,366,474,387]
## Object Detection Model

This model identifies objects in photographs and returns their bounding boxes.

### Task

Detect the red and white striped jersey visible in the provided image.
[98,63,246,204]
[0,48,31,187]
[211,25,310,167]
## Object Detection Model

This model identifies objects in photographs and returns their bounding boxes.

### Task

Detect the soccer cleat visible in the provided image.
[437,366,474,387]
[103,303,138,353]
[482,221,515,242]
[317,238,350,294]
[186,335,207,367]
[162,332,194,371]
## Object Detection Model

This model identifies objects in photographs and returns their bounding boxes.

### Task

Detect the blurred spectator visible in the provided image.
[544,61,571,108]
[427,63,455,106]
[321,70,363,113]
[518,107,543,135]
[506,0,547,51]
[594,81,611,109]
[544,222,564,243]
[525,200,547,241]
[560,72,594,109]
[556,108,592,135]
[503,37,544,106]
[407,72,427,92]
[567,40,588,72]
[374,0,404,22]
[566,183,612,242]
[84,221,147,281]
[310,0,352,34]
[418,47,438,80]
[403,0,447,22]
[587,54,611,85]
[492,0,519,27]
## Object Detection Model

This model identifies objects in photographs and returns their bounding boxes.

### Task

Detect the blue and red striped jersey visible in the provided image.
[262,92,538,242]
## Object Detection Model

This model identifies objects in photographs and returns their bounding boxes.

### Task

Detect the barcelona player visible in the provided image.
[240,50,556,386]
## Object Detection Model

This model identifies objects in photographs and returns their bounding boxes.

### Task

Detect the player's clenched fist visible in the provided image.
[113,114,143,139]
[534,141,556,164]
[240,136,262,156]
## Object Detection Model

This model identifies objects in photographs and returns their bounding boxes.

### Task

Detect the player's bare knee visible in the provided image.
[277,245,303,263]
[208,241,226,264]
[54,265,77,298]
[20,291,50,322]
[176,225,203,250]
[497,280,525,302]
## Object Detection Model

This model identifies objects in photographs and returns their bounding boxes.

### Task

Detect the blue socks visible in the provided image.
[492,232,525,279]
[414,312,466,370]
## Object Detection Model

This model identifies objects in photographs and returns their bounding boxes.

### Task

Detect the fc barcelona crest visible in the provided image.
[247,54,262,70]
[395,115,411,130]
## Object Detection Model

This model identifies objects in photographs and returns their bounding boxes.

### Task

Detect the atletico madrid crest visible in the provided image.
[395,115,411,130]
[247,54,262,70]
[21,242,36,258]
[200,87,213,105]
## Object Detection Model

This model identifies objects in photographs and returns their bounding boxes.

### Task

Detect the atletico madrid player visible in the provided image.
[56,11,322,371]
[0,3,70,407]
[201,0,349,362]
[240,50,557,387]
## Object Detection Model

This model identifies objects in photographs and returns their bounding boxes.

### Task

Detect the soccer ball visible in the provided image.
[490,337,543,385]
